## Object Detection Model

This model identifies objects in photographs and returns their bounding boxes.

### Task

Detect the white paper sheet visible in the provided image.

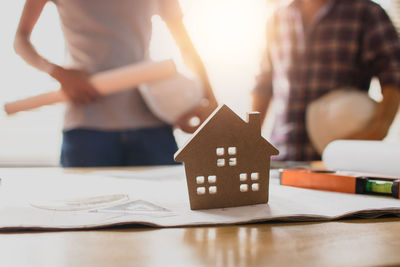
[323,140,400,176]
[1,166,400,230]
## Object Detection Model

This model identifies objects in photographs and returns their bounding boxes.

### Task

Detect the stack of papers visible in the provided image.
[0,166,400,230]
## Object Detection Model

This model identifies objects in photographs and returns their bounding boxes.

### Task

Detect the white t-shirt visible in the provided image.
[52,0,183,130]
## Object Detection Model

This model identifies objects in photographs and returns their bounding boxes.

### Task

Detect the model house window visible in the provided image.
[251,172,259,180]
[216,146,237,167]
[228,146,237,166]
[197,187,206,195]
[208,175,217,183]
[217,158,225,167]
[240,184,249,192]
[228,147,236,155]
[196,176,205,184]
[209,186,217,194]
[196,175,217,195]
[239,172,260,192]
[251,183,259,191]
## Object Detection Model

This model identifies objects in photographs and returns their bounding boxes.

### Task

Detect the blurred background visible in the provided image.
[0,0,398,166]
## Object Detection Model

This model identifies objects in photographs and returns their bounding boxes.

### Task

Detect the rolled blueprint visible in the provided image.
[139,74,204,124]
[322,140,400,176]
[4,60,177,115]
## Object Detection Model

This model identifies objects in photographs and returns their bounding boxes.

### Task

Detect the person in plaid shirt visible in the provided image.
[252,0,400,161]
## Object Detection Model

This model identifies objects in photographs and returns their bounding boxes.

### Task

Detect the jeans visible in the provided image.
[60,126,179,167]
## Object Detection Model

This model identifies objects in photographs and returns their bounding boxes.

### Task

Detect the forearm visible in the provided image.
[180,44,216,104]
[166,19,216,104]
[14,0,59,77]
[14,34,58,76]
[374,85,400,133]
[182,45,215,102]
[348,85,400,140]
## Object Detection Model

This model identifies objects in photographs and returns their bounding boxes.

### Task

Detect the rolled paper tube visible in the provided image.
[4,60,177,115]
[322,140,400,176]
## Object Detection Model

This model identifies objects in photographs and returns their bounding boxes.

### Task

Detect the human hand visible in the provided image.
[175,98,218,133]
[346,111,390,140]
[50,66,100,105]
[346,123,388,140]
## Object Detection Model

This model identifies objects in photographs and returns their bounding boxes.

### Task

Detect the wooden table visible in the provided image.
[1,168,400,266]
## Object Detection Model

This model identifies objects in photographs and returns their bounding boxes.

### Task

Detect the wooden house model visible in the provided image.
[174,105,279,210]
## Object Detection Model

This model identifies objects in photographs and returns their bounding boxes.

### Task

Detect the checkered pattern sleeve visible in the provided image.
[252,18,274,98]
[362,3,400,89]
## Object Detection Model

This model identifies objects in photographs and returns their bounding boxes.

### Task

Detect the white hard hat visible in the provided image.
[306,88,377,154]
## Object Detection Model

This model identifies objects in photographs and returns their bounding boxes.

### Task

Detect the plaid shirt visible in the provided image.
[254,0,400,161]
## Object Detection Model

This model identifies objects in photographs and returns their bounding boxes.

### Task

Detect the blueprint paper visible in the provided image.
[0,166,400,230]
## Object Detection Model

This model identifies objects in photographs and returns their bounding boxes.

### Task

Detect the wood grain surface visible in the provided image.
[1,167,400,266]
[1,219,400,267]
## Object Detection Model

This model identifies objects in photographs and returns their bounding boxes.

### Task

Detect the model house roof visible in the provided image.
[175,105,278,162]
